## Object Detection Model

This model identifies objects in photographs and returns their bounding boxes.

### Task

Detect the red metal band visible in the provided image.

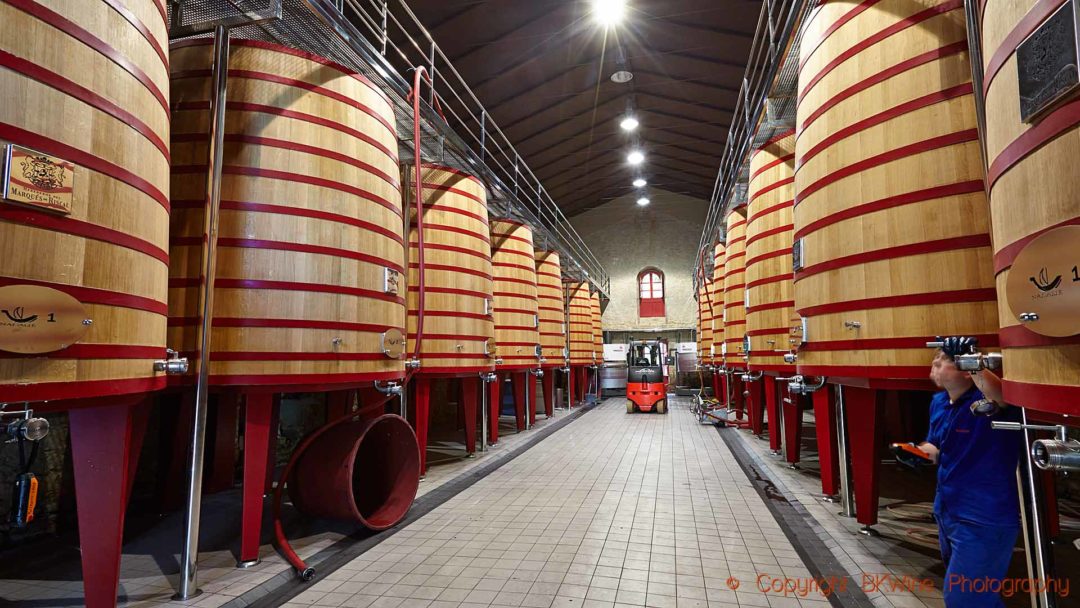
[0,206,168,265]
[796,288,996,316]
[0,376,165,403]
[491,232,534,247]
[171,68,395,136]
[421,163,485,188]
[7,0,169,113]
[173,100,398,163]
[0,344,164,360]
[747,363,797,372]
[800,334,998,351]
[420,333,488,341]
[0,122,170,211]
[800,0,883,71]
[794,180,985,241]
[172,132,400,189]
[1001,379,1080,415]
[745,248,791,269]
[172,278,406,305]
[998,325,1080,348]
[409,241,491,261]
[409,285,491,300]
[987,98,1080,192]
[0,276,166,315]
[199,371,404,389]
[800,82,973,169]
[746,327,794,337]
[420,182,485,206]
[748,176,795,206]
[0,49,168,161]
[746,300,795,314]
[424,203,488,225]
[796,364,933,379]
[408,310,492,321]
[412,221,490,243]
[994,217,1080,273]
[493,261,537,274]
[745,224,794,249]
[168,317,400,333]
[750,153,796,183]
[172,236,404,273]
[493,278,538,291]
[191,351,389,362]
[536,270,562,280]
[798,0,963,103]
[797,129,979,204]
[982,0,1067,97]
[101,0,168,67]
[795,234,990,281]
[410,262,492,281]
[747,273,792,290]
[420,353,491,360]
[173,199,403,244]
[798,42,969,135]
[747,200,794,224]
[171,38,391,106]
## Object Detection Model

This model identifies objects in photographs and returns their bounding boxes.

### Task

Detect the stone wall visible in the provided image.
[570,189,707,332]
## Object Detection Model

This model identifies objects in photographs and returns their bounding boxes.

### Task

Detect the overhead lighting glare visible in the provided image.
[627,150,645,165]
[592,0,626,26]
[632,178,647,188]
[619,116,639,131]
[637,197,650,206]
[610,70,633,84]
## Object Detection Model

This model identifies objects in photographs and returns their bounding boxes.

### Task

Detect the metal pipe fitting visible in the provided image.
[741,370,764,383]
[954,352,1003,372]
[787,375,826,394]
[405,358,421,370]
[531,368,544,378]
[1,411,49,442]
[154,349,190,375]
[992,421,1080,472]
[783,352,797,364]
[374,381,402,396]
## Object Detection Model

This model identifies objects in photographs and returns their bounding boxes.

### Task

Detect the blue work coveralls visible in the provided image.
[926,386,1023,607]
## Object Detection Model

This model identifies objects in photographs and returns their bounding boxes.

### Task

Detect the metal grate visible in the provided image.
[168,0,610,298]
[693,0,816,288]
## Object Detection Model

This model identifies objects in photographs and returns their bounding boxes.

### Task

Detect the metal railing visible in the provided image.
[693,0,814,285]
[170,0,610,297]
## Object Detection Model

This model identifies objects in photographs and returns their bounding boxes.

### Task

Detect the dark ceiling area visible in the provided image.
[405,0,761,216]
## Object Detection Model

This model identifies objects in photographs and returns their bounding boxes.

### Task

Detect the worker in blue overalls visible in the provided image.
[913,337,1023,607]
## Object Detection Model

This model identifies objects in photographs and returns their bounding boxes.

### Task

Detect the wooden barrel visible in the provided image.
[534,250,567,367]
[697,281,715,363]
[169,40,405,387]
[490,219,540,370]
[794,0,997,382]
[723,210,749,370]
[0,0,170,401]
[746,131,796,373]
[590,291,603,361]
[982,0,1080,414]
[406,164,495,375]
[711,242,727,365]
[567,281,593,364]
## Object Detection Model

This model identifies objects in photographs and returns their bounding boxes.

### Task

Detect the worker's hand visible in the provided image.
[935,336,978,359]
[890,442,935,470]
[970,398,1005,417]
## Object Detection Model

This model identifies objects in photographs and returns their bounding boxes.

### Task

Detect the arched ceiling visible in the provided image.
[404,0,761,215]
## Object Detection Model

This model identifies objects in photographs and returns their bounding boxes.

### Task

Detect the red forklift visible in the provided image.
[626,339,668,413]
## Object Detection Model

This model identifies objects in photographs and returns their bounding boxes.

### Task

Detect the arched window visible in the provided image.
[638,268,665,318]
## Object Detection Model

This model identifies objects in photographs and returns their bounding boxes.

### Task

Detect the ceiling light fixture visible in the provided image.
[619,116,639,131]
[627,150,645,165]
[610,70,633,84]
[633,178,647,188]
[637,197,650,206]
[592,0,626,26]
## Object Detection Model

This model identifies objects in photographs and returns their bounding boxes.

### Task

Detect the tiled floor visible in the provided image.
[277,397,831,608]
[0,406,575,608]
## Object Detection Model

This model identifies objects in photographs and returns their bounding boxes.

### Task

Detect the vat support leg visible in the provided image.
[488,373,501,444]
[415,376,431,474]
[239,393,273,567]
[813,386,840,497]
[542,370,555,417]
[765,378,781,451]
[844,386,884,530]
[783,393,804,465]
[461,377,478,454]
[69,399,147,608]
[512,373,526,432]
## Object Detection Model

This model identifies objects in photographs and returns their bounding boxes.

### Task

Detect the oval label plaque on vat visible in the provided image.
[0,285,89,353]
[1006,225,1080,337]
[381,328,405,359]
